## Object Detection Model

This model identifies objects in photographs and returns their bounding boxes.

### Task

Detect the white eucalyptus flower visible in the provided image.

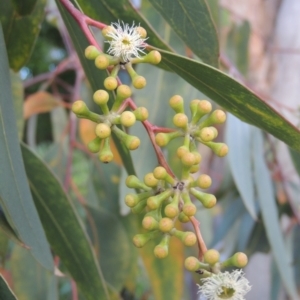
[105,21,147,62]
[197,269,251,300]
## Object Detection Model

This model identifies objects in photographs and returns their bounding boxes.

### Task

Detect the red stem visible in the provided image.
[190,216,207,261]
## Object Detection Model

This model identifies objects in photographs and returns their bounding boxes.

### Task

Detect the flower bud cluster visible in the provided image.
[155,95,228,170]
[72,85,148,163]
[85,22,161,89]
[125,161,218,258]
[124,97,229,259]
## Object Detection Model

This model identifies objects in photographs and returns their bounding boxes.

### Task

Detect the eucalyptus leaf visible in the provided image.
[149,0,219,67]
[10,246,57,300]
[290,148,300,177]
[0,0,46,71]
[210,196,245,247]
[0,275,18,300]
[21,144,110,300]
[226,114,257,219]
[252,127,299,299]
[0,25,53,271]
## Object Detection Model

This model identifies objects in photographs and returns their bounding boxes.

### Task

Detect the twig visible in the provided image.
[190,216,207,261]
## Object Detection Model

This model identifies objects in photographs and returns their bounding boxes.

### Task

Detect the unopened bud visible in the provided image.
[147,189,174,210]
[173,113,188,128]
[88,137,102,153]
[222,252,248,268]
[133,107,149,121]
[133,231,157,248]
[204,249,220,265]
[104,76,118,90]
[135,26,147,38]
[132,75,146,89]
[95,54,110,69]
[159,217,174,233]
[144,173,158,187]
[126,175,151,190]
[190,188,216,208]
[169,95,184,113]
[85,45,101,60]
[120,111,136,127]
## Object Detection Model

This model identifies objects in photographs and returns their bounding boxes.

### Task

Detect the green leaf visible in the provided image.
[89,161,121,213]
[226,114,257,219]
[152,49,300,151]
[210,196,245,246]
[252,127,299,299]
[270,260,281,300]
[0,0,46,71]
[148,0,219,67]
[0,274,18,300]
[10,71,24,139]
[293,225,300,288]
[0,25,53,271]
[56,0,137,176]
[86,206,132,292]
[289,148,300,177]
[10,246,57,300]
[0,212,28,248]
[12,0,38,16]
[226,21,250,75]
[237,211,256,252]
[20,144,110,300]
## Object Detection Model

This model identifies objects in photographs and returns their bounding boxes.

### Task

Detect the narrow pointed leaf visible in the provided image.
[151,48,300,151]
[21,144,110,300]
[289,148,300,177]
[0,275,18,300]
[253,128,298,299]
[226,114,257,219]
[148,0,219,66]
[10,246,57,300]
[0,25,53,271]
[0,0,46,71]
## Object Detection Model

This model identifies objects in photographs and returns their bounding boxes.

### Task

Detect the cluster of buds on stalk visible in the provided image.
[125,96,228,257]
[72,85,148,163]
[71,19,251,299]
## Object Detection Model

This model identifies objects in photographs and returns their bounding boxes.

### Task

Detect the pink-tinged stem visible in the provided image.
[121,98,175,177]
[59,0,105,47]
[190,216,207,261]
[71,280,78,300]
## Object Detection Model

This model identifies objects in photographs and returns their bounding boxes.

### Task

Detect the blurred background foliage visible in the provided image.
[0,0,300,299]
